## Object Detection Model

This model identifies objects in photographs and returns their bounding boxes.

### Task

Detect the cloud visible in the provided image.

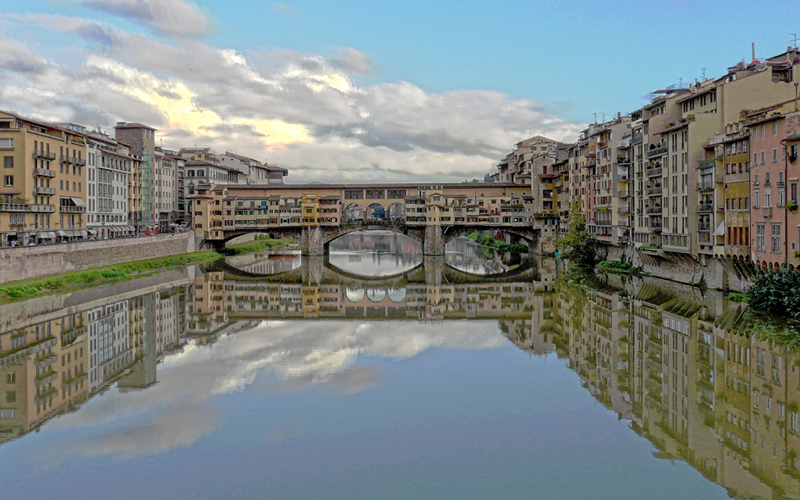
[0,11,584,182]
[332,47,376,76]
[271,3,304,20]
[31,320,507,463]
[80,0,209,37]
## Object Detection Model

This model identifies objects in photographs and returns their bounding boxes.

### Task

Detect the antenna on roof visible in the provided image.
[593,113,597,124]
[793,34,799,49]
[701,68,706,80]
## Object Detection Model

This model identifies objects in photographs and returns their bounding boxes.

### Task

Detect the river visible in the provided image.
[0,231,789,499]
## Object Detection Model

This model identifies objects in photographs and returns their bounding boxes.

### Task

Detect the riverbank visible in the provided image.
[0,251,222,304]
[0,232,196,284]
[223,238,290,255]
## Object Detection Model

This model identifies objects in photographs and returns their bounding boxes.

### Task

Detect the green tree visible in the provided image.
[554,201,597,269]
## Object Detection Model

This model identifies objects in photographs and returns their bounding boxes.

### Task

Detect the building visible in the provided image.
[114,122,156,233]
[219,152,287,184]
[0,111,88,246]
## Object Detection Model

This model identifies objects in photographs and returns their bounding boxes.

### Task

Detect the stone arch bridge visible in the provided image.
[190,182,539,255]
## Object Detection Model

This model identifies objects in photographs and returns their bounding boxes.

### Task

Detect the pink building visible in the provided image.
[749,112,789,269]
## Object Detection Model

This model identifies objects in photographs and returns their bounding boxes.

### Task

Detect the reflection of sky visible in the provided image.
[0,320,728,500]
[328,251,422,276]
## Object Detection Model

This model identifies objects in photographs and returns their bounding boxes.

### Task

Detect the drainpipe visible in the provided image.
[781,137,789,267]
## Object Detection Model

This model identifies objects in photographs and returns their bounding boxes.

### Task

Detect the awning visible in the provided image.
[38,232,55,239]
[79,230,87,238]
[714,222,725,236]
[56,230,68,237]
[88,229,98,235]
[71,197,86,207]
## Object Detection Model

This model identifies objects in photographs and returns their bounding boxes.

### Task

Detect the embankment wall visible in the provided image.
[0,233,195,284]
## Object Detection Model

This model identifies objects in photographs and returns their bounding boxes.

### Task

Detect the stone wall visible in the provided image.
[0,233,195,284]
[603,244,754,292]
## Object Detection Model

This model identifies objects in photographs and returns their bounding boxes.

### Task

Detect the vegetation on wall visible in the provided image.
[554,201,597,269]
[466,233,529,254]
[0,251,223,304]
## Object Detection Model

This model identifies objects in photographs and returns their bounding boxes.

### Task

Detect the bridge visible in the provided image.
[188,182,539,255]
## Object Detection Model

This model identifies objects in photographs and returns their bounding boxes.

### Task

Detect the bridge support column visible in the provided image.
[301,256,324,285]
[301,226,325,256]
[423,225,444,255]
[423,255,444,286]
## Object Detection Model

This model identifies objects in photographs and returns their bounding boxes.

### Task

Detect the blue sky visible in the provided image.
[1,0,799,181]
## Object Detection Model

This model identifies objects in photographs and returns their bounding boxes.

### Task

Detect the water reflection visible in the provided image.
[2,247,799,499]
[520,275,799,500]
[327,230,422,276]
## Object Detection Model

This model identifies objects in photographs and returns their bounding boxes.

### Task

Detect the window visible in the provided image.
[5,391,15,403]
[761,151,766,165]
[773,122,778,136]
[3,156,11,168]
[3,175,12,187]
[771,223,782,253]
[773,148,778,163]
[756,223,766,251]
[0,138,13,149]
[5,372,14,384]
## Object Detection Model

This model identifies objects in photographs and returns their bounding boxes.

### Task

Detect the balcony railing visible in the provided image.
[699,159,715,170]
[697,204,714,213]
[646,207,662,214]
[60,205,86,213]
[698,224,711,232]
[618,207,631,214]
[33,187,55,195]
[763,207,772,217]
[32,150,56,161]
[33,168,56,178]
[646,186,662,196]
[651,224,663,232]
[31,204,56,213]
[74,156,86,166]
[647,145,668,158]
[696,183,714,191]
[646,167,662,177]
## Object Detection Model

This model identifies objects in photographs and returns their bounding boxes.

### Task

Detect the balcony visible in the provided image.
[32,150,56,161]
[0,203,30,212]
[647,145,668,158]
[651,224,663,232]
[60,154,72,164]
[618,174,630,181]
[73,156,86,166]
[698,159,715,170]
[30,204,56,213]
[33,168,56,178]
[60,205,85,213]
[617,156,631,165]
[618,190,630,198]
[698,224,711,232]
[646,186,662,196]
[585,159,597,168]
[618,207,631,214]
[646,207,662,215]
[632,136,643,145]
[696,183,714,191]
[646,167,662,177]
[697,204,714,213]
[763,207,772,218]
[33,187,55,196]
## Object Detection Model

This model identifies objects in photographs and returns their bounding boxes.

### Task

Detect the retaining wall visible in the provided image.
[0,233,195,284]
[603,244,753,292]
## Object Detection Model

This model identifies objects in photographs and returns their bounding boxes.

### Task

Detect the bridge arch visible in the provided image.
[388,203,406,221]
[366,203,386,220]
[344,204,365,223]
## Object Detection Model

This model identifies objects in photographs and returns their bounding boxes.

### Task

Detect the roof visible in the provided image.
[115,122,156,131]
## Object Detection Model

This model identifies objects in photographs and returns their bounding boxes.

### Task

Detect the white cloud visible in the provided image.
[33,320,507,462]
[79,0,209,37]
[0,11,584,181]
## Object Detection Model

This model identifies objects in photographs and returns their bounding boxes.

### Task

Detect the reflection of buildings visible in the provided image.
[0,275,191,445]
[517,275,800,499]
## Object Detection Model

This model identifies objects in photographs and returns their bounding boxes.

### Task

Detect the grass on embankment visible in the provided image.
[595,260,643,276]
[0,251,222,304]
[222,237,289,255]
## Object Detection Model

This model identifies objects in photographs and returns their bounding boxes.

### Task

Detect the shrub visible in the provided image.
[745,268,800,320]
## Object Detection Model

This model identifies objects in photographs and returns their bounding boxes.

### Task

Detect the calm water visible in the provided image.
[0,232,788,499]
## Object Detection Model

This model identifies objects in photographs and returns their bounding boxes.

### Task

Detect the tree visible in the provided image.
[554,201,597,269]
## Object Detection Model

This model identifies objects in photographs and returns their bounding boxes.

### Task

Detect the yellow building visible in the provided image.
[0,111,88,246]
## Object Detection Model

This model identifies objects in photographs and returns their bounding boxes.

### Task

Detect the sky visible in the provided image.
[1,0,799,182]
